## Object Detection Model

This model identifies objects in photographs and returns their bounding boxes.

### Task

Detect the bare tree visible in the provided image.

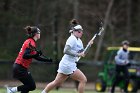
[126,0,131,39]
[4,0,10,11]
[73,0,79,19]
[94,0,114,61]
[35,0,44,25]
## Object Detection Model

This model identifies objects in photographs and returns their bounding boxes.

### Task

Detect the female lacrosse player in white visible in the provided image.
[41,19,93,93]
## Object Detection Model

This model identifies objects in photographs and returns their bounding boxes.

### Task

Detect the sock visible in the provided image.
[11,87,18,92]
[41,90,47,93]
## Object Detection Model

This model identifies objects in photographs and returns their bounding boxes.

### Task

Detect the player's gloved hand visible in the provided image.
[127,62,131,66]
[36,50,42,56]
[88,40,94,46]
[125,60,129,64]
[46,58,53,62]
[78,52,85,57]
[77,49,84,53]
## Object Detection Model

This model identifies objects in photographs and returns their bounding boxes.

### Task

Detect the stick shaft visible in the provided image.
[76,34,97,62]
[76,27,104,62]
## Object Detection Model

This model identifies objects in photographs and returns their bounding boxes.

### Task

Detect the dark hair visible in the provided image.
[69,19,79,33]
[122,40,130,45]
[24,26,40,37]
[70,19,79,27]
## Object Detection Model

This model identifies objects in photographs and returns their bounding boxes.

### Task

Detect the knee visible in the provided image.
[80,77,87,84]
[84,77,87,83]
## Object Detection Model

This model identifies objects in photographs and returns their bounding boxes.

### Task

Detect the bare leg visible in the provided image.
[70,69,87,93]
[43,73,68,93]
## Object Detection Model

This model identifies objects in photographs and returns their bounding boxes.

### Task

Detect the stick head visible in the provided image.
[94,16,104,34]
[98,27,104,36]
[97,20,104,36]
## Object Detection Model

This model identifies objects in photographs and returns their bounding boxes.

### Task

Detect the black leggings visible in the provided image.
[111,65,129,93]
[13,63,36,93]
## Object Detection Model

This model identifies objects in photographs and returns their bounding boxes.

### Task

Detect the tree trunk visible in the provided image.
[94,0,114,61]
[73,0,79,19]
[126,0,131,39]
[35,0,44,25]
[4,0,10,11]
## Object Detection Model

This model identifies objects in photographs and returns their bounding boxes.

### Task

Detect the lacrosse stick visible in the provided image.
[76,22,104,62]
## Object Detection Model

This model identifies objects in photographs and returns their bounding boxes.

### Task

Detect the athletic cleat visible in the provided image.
[5,85,14,93]
[41,90,47,93]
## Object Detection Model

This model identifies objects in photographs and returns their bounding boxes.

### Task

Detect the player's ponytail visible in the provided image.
[69,19,79,33]
[25,26,31,33]
[69,19,83,33]
[70,19,79,26]
[24,26,40,38]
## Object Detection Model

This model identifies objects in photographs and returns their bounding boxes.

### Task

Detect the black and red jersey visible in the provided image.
[15,38,36,68]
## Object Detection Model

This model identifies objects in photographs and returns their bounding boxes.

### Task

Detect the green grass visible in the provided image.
[0,88,107,93]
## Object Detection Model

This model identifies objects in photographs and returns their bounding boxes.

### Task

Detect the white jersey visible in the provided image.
[57,34,84,75]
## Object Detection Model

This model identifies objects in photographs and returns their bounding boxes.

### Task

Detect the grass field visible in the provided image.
[0,88,108,93]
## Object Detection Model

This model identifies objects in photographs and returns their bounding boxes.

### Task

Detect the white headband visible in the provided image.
[69,25,83,33]
[74,25,83,30]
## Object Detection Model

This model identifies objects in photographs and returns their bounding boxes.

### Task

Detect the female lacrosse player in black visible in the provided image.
[6,26,52,93]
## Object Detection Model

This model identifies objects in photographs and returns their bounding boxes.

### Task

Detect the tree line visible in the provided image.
[0,0,140,61]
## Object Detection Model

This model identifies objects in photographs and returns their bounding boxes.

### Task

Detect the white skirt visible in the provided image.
[57,60,77,75]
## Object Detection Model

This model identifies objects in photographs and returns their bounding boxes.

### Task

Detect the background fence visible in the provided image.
[0,61,103,82]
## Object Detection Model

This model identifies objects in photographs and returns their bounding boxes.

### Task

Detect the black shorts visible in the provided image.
[13,63,29,79]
